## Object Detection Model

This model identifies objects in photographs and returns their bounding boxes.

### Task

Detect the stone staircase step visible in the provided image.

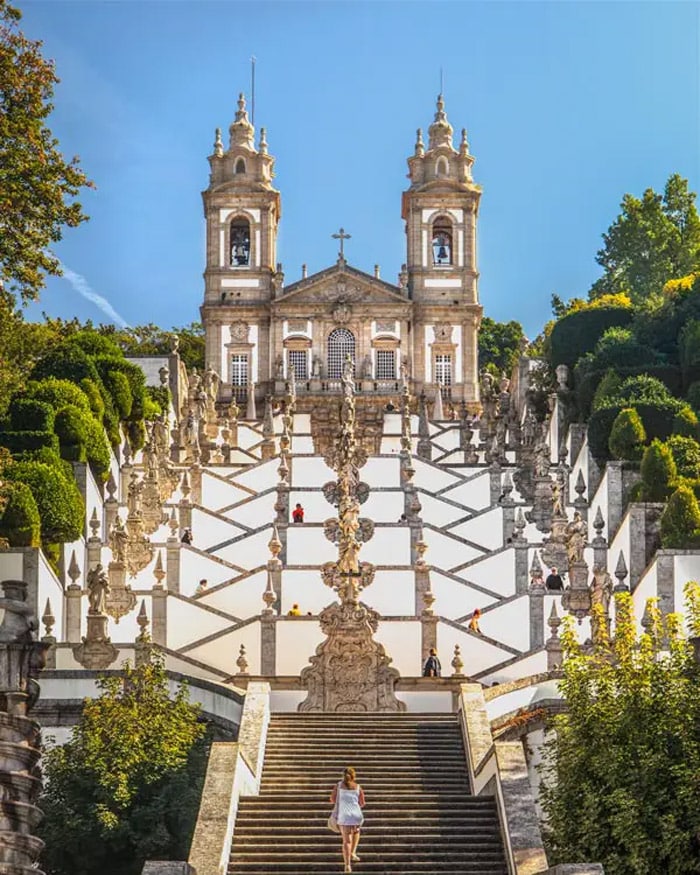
[228,713,507,875]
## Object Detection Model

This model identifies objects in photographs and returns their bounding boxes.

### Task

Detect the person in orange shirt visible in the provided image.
[468,608,483,634]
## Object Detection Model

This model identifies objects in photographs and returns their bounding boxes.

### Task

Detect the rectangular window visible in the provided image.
[287,349,308,380]
[376,349,396,380]
[230,354,248,387]
[434,354,452,387]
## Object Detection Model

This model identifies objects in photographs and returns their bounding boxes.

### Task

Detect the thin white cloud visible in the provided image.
[58,263,130,328]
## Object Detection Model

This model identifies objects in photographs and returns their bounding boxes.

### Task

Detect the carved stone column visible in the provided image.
[0,579,48,875]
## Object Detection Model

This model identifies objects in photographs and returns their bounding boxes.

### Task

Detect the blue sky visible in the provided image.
[20,0,700,339]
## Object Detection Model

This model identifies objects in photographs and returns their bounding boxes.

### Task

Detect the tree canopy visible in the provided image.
[478,316,525,376]
[541,587,700,874]
[590,174,700,304]
[39,657,208,875]
[0,1,93,303]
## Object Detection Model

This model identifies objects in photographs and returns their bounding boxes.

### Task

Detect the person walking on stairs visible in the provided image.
[422,647,442,677]
[468,607,483,634]
[330,766,365,873]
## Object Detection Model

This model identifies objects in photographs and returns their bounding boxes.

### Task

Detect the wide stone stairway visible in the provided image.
[228,713,508,874]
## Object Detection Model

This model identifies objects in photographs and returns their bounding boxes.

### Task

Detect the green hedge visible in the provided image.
[666,435,700,480]
[103,369,133,419]
[639,439,677,502]
[54,405,88,463]
[660,485,700,548]
[146,385,171,416]
[0,430,60,456]
[3,460,84,544]
[609,408,646,461]
[24,378,92,415]
[589,402,683,465]
[578,364,683,420]
[549,306,633,369]
[31,344,102,388]
[84,417,112,480]
[0,482,41,547]
[8,398,55,432]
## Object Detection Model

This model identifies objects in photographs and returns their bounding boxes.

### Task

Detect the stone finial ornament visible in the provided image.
[236,644,249,676]
[67,549,81,589]
[451,645,465,678]
[614,551,629,592]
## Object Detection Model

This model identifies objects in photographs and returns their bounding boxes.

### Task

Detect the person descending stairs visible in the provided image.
[229,712,508,874]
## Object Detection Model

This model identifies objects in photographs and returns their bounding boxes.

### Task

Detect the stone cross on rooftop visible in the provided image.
[332,227,351,260]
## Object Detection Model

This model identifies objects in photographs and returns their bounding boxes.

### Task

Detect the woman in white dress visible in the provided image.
[330,766,366,873]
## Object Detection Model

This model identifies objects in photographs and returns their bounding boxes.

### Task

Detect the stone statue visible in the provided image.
[312,355,321,378]
[184,412,197,446]
[551,480,565,519]
[341,356,355,397]
[361,354,373,379]
[275,355,284,380]
[590,566,613,617]
[565,511,587,566]
[109,516,128,564]
[87,564,110,615]
[188,367,202,395]
[204,365,220,405]
[522,410,537,447]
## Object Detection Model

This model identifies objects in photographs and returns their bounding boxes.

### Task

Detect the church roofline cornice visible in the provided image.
[281,262,405,299]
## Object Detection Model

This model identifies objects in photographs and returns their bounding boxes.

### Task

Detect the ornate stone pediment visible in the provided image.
[276,263,409,308]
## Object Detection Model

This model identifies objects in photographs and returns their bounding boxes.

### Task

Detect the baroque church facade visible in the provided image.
[200,92,483,424]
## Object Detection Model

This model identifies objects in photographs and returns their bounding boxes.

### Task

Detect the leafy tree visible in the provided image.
[608,407,646,460]
[40,657,208,875]
[660,486,700,548]
[590,175,700,304]
[672,405,699,439]
[541,589,700,874]
[478,317,525,375]
[0,1,93,303]
[639,439,677,502]
[98,322,206,372]
[591,368,622,412]
[666,434,700,480]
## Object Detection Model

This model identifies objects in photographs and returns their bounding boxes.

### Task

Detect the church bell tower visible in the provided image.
[201,94,281,401]
[402,96,482,406]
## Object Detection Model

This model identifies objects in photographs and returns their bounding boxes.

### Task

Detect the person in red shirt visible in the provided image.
[292,503,305,523]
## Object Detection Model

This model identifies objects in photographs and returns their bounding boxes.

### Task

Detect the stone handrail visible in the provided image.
[186,681,271,875]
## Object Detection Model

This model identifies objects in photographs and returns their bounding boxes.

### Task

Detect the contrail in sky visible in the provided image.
[59,263,130,328]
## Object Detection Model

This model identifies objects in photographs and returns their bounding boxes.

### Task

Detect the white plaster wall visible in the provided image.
[436,623,517,676]
[425,529,484,568]
[479,596,531,651]
[36,552,65,639]
[202,474,253,512]
[430,571,499,617]
[451,508,504,551]
[236,424,264,451]
[280,569,338,614]
[412,458,460,492]
[373,620,421,676]
[380,436,402,454]
[199,569,267,618]
[485,680,562,722]
[213,528,274,569]
[396,692,454,713]
[417,494,467,527]
[361,569,414,616]
[180,549,245,590]
[193,508,246,548]
[432,428,460,453]
[275,619,324,674]
[286,527,336,565]
[167,597,236,650]
[186,621,261,675]
[0,553,25,581]
[632,563,658,633]
[456,550,516,597]
[589,469,609,545]
[360,528,410,567]
[362,457,401,487]
[228,459,277,491]
[673,554,700,621]
[608,512,631,576]
[479,650,548,685]
[292,436,315,453]
[441,473,492,510]
[360,492,404,523]
[222,492,277,529]
[291,456,335,484]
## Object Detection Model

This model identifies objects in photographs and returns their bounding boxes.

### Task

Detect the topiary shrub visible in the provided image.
[672,405,699,438]
[666,435,700,480]
[66,330,122,358]
[79,378,105,420]
[83,417,112,481]
[8,398,55,432]
[609,408,646,460]
[639,439,677,502]
[102,370,132,419]
[549,306,633,369]
[687,381,700,416]
[0,482,40,547]
[146,385,171,417]
[0,430,60,456]
[54,405,88,463]
[24,378,92,415]
[660,485,700,548]
[31,343,102,388]
[3,460,84,544]
[591,369,622,413]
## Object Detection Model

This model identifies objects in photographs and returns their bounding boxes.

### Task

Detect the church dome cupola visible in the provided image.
[428,94,455,152]
[229,93,255,152]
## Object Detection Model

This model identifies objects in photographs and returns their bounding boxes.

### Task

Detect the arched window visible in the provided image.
[327,328,356,379]
[235,158,246,174]
[230,218,250,266]
[436,157,448,177]
[432,218,452,266]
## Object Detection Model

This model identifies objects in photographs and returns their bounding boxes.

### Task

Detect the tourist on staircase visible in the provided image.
[422,646,442,677]
[292,502,305,523]
[330,766,365,873]
[468,608,483,634]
